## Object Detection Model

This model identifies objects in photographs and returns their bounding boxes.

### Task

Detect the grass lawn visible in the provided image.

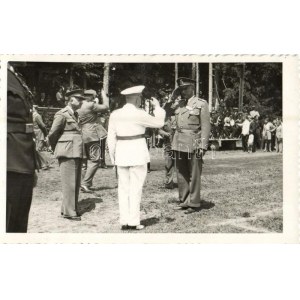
[28,149,283,233]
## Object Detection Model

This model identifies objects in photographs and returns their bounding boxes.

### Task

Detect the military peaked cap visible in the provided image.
[65,89,85,99]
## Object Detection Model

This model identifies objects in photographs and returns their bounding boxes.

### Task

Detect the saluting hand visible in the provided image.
[149,97,160,108]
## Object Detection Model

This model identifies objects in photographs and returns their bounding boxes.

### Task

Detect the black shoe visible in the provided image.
[127,225,145,230]
[62,215,81,221]
[165,183,175,189]
[184,207,201,214]
[121,225,129,230]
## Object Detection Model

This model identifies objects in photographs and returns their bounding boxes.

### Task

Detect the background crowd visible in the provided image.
[33,86,283,156]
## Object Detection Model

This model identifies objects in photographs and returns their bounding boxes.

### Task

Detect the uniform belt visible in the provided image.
[7,122,33,134]
[61,132,81,136]
[177,128,200,133]
[116,134,145,140]
[63,130,81,133]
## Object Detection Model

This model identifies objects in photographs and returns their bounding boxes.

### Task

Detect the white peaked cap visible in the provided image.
[121,85,145,95]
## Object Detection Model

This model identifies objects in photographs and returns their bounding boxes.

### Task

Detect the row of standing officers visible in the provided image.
[7,68,210,232]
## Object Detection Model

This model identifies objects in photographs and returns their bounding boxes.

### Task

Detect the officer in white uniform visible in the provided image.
[107,85,165,230]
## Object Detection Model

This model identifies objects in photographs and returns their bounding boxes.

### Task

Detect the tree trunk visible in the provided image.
[192,63,196,80]
[69,65,74,89]
[174,63,178,88]
[208,63,213,112]
[239,63,245,111]
[195,63,199,97]
[103,63,110,107]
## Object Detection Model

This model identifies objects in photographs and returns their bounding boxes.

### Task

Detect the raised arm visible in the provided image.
[91,102,109,113]
[136,98,165,128]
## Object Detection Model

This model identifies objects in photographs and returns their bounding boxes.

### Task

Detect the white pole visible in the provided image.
[103,63,110,107]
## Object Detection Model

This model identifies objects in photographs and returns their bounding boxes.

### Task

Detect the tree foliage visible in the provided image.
[214,63,282,116]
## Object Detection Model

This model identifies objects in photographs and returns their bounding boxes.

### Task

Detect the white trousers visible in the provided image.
[117,164,147,226]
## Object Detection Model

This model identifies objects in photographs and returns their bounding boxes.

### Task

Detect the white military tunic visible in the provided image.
[107,103,165,166]
[107,102,165,226]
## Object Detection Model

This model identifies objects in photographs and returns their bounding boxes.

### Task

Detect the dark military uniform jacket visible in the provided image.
[7,69,37,174]
[48,106,85,159]
[172,96,211,153]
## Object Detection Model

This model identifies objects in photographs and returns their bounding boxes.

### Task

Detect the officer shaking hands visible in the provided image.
[172,77,211,214]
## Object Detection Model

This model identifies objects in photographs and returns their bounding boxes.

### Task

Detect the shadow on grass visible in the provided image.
[141,217,160,227]
[78,197,103,215]
[200,200,215,210]
[141,216,176,227]
[92,186,116,191]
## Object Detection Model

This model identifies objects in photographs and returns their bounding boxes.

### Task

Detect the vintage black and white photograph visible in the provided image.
[3,55,298,242]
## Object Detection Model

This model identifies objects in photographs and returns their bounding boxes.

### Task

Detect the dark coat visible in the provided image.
[7,69,37,174]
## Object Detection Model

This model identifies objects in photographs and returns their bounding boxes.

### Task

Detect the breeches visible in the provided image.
[164,143,174,185]
[82,141,101,187]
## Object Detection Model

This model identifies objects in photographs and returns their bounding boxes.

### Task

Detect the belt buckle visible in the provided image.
[25,123,33,133]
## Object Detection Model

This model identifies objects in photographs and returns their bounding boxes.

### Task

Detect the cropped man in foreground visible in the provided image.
[7,66,39,232]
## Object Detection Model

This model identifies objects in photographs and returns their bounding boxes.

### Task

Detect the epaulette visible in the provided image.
[194,96,207,103]
[54,108,67,117]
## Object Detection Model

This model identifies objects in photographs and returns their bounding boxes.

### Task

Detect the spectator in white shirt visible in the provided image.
[241,115,251,152]
[263,118,276,152]
[276,119,283,153]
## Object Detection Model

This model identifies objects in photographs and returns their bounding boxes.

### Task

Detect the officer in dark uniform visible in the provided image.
[158,103,176,189]
[48,89,85,221]
[7,65,38,232]
[172,77,211,214]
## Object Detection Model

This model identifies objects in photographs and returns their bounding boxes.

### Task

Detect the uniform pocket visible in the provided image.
[55,139,73,158]
[188,114,200,125]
